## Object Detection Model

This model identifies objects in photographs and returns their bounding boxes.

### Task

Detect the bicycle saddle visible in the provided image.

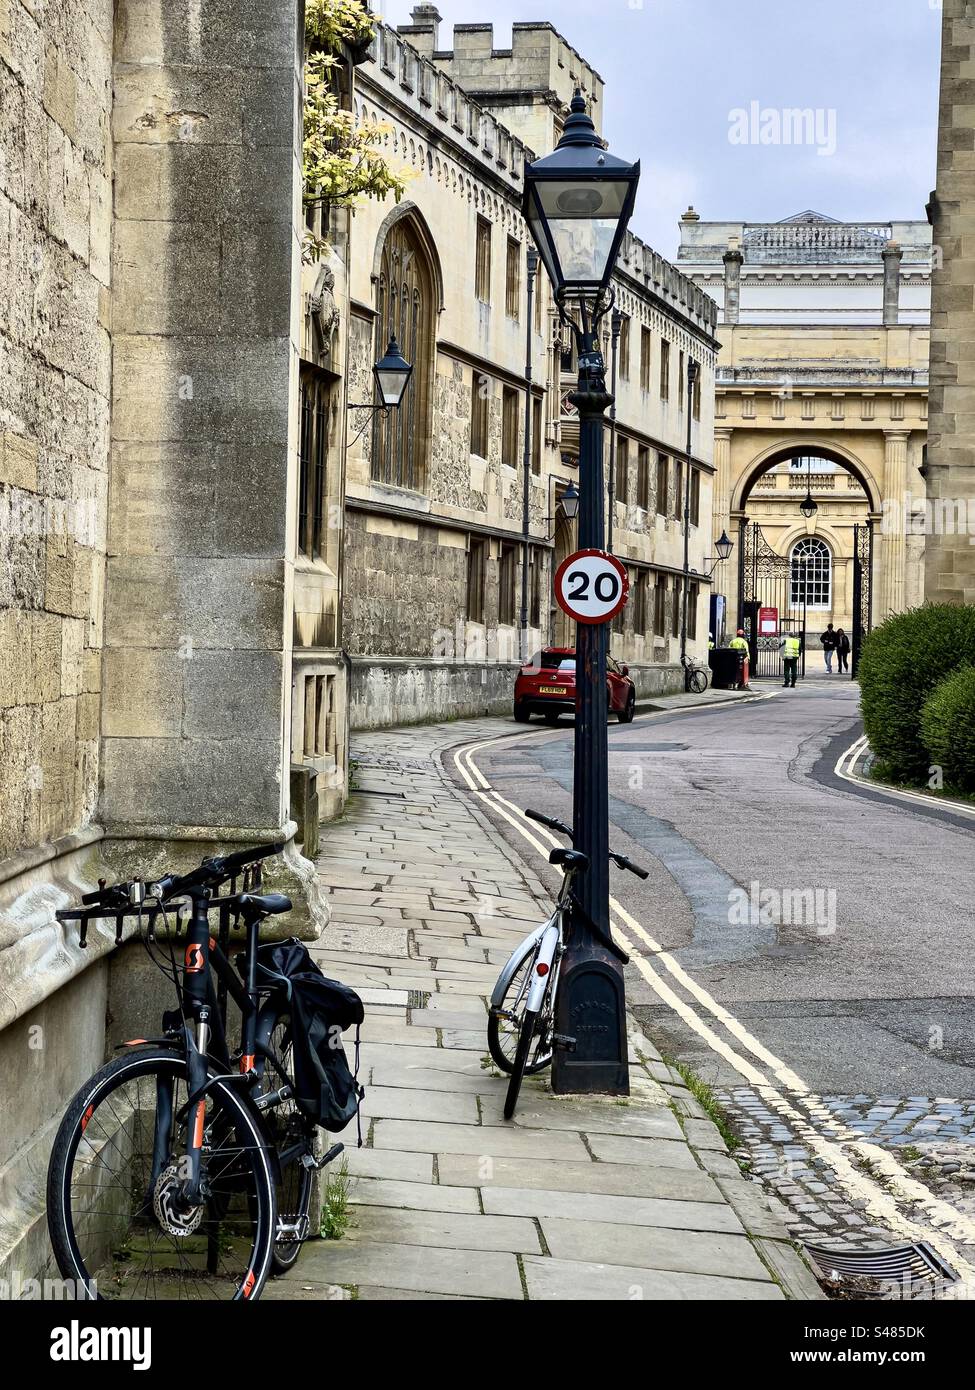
[549,847,589,872]
[238,892,292,917]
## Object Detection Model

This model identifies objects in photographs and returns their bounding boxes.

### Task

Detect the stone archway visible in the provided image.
[722,439,903,640]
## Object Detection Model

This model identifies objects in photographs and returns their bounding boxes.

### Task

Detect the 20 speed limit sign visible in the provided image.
[554,549,630,625]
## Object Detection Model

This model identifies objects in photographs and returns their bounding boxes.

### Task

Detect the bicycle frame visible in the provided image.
[162,888,283,1208]
[490,863,576,1020]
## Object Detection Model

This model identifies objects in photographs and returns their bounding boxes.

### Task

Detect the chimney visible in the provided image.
[723,239,744,326]
[882,240,903,326]
[411,4,442,45]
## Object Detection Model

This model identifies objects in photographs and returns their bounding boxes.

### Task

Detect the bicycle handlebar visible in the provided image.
[56,843,285,943]
[523,808,649,879]
[524,807,572,837]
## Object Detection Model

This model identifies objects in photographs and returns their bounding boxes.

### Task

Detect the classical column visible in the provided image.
[722,244,744,325]
[926,0,975,605]
[882,430,909,616]
[882,241,902,327]
[713,428,733,542]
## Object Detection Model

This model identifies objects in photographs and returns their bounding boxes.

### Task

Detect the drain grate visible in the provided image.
[407,989,428,1008]
[805,1242,959,1299]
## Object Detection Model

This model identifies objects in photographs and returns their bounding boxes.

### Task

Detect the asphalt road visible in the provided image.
[472,677,975,1101]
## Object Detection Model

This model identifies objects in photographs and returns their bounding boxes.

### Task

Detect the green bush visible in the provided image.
[858,604,975,783]
[920,666,975,794]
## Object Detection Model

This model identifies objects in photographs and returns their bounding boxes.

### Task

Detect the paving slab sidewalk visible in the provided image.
[267,718,820,1303]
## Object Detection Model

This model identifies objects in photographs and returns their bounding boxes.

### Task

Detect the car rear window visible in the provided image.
[532,650,574,669]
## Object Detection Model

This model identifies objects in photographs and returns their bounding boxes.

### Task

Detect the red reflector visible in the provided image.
[536,962,549,976]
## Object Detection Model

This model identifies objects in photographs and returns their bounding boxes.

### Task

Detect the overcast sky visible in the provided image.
[376,0,942,258]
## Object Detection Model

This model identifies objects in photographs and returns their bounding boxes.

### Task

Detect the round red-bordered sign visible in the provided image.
[554,549,630,625]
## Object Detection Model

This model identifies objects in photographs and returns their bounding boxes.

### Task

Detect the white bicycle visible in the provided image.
[487,807,648,1119]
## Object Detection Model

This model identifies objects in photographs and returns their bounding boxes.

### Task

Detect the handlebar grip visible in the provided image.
[524,808,571,835]
[80,883,128,908]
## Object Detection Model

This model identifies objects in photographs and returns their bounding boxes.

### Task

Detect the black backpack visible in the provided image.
[249,938,364,1134]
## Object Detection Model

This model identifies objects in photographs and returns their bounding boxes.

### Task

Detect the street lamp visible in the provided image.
[372,335,413,409]
[703,529,734,578]
[799,454,818,519]
[347,336,413,448]
[523,91,639,1097]
[560,480,580,521]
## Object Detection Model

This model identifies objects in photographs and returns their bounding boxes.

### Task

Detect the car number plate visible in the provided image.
[539,686,568,695]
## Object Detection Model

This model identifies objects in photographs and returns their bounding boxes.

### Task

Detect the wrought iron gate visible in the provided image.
[738,521,804,679]
[850,519,874,676]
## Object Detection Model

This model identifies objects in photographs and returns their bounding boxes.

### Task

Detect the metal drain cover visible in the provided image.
[805,1242,959,1299]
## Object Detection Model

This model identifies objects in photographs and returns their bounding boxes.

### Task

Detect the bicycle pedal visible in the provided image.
[304,1142,345,1170]
[552,1032,577,1051]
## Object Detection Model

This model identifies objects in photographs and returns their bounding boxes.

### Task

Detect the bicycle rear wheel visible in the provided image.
[689,667,708,694]
[256,1014,314,1274]
[47,1048,276,1301]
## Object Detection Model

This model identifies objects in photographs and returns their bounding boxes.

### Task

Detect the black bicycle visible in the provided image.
[47,844,344,1302]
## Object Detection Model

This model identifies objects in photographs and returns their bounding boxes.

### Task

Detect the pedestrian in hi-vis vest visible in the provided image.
[728,629,750,690]
[778,631,802,688]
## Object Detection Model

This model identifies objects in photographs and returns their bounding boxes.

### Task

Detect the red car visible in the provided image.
[513,647,636,724]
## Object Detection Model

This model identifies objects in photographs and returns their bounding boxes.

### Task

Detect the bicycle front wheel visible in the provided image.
[689,667,709,694]
[503,1009,541,1120]
[47,1048,277,1301]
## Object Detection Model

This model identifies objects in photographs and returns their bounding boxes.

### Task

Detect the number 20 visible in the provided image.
[567,569,620,603]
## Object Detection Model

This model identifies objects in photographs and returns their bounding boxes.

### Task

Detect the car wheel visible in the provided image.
[513,702,531,723]
[617,690,636,724]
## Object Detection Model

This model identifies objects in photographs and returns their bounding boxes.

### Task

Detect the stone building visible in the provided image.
[339,14,720,728]
[677,209,930,661]
[0,1,716,1281]
[0,0,319,1283]
[927,0,975,607]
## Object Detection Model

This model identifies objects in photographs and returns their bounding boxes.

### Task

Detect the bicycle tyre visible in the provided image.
[689,667,708,694]
[488,945,552,1076]
[503,1008,540,1120]
[47,1047,277,1302]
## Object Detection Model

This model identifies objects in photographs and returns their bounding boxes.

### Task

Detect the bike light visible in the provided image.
[536,962,549,976]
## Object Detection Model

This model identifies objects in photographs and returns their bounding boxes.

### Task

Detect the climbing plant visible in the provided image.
[303,0,407,259]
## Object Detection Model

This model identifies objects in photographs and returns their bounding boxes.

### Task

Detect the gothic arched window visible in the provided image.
[372,217,433,491]
[790,536,832,609]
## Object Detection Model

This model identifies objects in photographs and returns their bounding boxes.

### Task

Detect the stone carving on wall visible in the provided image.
[308,263,341,362]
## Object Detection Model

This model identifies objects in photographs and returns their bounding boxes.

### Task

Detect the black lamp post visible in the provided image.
[523,91,639,1097]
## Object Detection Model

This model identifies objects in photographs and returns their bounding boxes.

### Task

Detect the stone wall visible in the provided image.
[0,0,114,1284]
[927,0,975,605]
[103,0,303,836]
[0,0,113,861]
[350,657,520,730]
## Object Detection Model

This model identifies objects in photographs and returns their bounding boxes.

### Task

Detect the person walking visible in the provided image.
[778,631,801,688]
[835,627,851,673]
[728,628,750,690]
[820,622,838,673]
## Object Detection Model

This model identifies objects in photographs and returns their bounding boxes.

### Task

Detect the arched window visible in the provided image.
[372,216,433,491]
[790,537,832,610]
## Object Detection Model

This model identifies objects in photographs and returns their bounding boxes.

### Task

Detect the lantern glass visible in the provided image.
[372,336,412,409]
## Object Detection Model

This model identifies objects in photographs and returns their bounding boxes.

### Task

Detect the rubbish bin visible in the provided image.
[708,647,741,690]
